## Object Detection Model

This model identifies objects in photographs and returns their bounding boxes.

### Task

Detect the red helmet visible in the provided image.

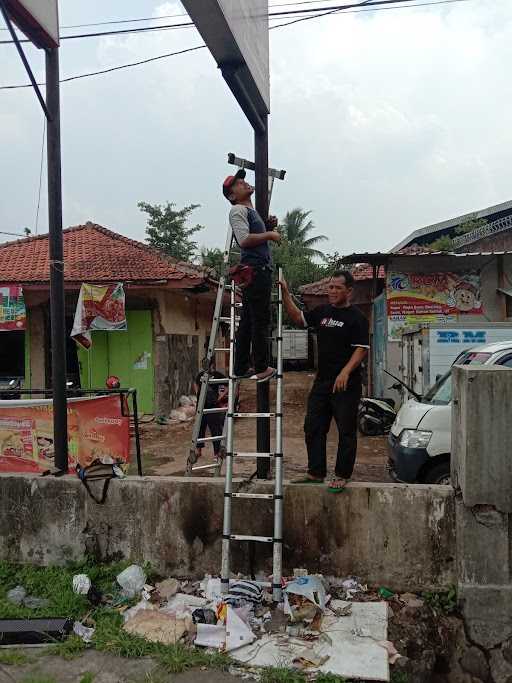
[106,375,121,389]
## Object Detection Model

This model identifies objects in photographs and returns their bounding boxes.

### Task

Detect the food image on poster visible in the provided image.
[0,284,26,331]
[386,271,482,341]
[0,395,130,473]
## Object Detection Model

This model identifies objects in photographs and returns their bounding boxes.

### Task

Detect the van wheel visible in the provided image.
[424,462,451,485]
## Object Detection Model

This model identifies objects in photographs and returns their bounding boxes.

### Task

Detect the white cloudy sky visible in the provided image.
[1,0,511,255]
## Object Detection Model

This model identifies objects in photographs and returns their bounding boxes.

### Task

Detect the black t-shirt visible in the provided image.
[195,370,228,408]
[303,304,369,384]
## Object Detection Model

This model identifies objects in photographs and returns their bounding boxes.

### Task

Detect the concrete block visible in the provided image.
[0,475,456,592]
[459,585,512,649]
[456,497,511,585]
[452,366,512,513]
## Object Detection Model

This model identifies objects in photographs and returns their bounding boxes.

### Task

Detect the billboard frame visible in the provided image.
[3,0,58,48]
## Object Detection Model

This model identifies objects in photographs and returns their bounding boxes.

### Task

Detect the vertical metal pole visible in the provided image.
[46,47,68,471]
[221,284,237,592]
[272,268,284,601]
[255,114,270,479]
[132,390,143,476]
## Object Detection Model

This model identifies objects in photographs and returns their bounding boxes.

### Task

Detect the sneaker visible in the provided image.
[250,367,277,383]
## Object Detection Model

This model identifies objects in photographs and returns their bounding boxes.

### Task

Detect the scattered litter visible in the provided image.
[225,581,263,608]
[293,634,332,668]
[156,578,180,601]
[399,593,424,608]
[73,621,95,644]
[23,596,50,609]
[194,623,226,649]
[124,609,192,645]
[331,602,353,617]
[293,568,308,578]
[7,587,49,610]
[161,593,207,614]
[7,586,26,605]
[122,599,158,623]
[378,587,395,600]
[378,640,401,664]
[72,575,91,595]
[226,605,257,652]
[192,608,217,625]
[285,576,326,611]
[117,565,146,598]
[342,578,368,599]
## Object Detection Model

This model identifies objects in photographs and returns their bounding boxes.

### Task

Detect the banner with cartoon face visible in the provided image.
[386,271,482,341]
[0,284,26,331]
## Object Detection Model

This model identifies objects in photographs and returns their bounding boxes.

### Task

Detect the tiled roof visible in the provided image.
[0,222,207,286]
[299,264,385,296]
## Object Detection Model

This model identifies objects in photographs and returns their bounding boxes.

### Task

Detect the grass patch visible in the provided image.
[19,677,57,683]
[0,650,31,665]
[79,674,95,683]
[391,672,409,683]
[259,667,306,683]
[46,635,87,660]
[422,585,457,615]
[316,675,347,683]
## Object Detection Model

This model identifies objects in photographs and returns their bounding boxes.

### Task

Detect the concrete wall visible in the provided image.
[0,475,455,592]
[452,366,512,680]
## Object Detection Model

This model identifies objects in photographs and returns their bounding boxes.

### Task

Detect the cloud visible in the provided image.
[1,0,512,257]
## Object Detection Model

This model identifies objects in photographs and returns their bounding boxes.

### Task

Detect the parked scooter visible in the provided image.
[0,378,22,400]
[358,395,397,436]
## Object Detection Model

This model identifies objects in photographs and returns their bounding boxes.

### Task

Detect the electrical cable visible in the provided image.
[0,0,476,91]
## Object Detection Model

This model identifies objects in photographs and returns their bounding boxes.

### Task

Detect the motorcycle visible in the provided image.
[0,378,22,400]
[358,395,397,436]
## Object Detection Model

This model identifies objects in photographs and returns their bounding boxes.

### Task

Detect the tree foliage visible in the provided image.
[279,209,328,260]
[139,201,203,261]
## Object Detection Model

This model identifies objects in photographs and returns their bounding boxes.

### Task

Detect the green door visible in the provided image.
[78,310,154,414]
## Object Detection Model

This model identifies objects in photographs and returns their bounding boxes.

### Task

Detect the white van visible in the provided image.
[388,341,512,485]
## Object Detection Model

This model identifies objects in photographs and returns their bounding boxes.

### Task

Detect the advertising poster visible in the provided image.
[0,395,130,473]
[387,271,482,341]
[0,284,26,331]
[71,283,127,349]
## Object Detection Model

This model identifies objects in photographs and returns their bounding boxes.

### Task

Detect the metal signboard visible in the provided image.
[4,0,59,48]
[181,0,269,126]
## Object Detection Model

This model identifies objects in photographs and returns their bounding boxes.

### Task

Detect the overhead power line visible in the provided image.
[0,0,473,45]
[0,0,475,91]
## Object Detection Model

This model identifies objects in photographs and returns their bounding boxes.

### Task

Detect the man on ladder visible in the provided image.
[222,169,281,382]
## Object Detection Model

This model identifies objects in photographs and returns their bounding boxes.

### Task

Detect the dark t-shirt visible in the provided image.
[195,370,228,408]
[303,304,369,384]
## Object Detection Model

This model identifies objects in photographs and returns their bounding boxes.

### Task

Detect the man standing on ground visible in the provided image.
[280,271,369,492]
[223,169,280,382]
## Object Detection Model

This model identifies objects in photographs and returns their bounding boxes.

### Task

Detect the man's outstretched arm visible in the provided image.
[279,278,305,327]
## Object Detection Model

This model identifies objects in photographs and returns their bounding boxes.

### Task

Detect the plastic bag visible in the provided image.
[117,565,146,598]
[73,574,91,596]
[7,586,27,605]
[284,576,326,611]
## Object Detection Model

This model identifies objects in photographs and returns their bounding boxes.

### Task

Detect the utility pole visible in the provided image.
[46,47,68,472]
[254,116,271,479]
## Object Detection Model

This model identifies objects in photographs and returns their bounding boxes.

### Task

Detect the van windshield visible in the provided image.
[422,350,493,405]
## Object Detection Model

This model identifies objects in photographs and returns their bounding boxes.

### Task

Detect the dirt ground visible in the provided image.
[135,371,390,483]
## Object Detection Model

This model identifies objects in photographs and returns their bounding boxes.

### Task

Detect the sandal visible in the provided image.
[290,475,324,485]
[328,477,350,493]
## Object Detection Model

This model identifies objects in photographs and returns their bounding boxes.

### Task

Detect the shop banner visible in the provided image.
[0,284,26,331]
[71,283,127,349]
[0,395,130,474]
[387,271,482,341]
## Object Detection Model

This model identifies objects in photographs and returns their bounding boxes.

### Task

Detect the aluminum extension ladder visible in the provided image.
[186,235,284,601]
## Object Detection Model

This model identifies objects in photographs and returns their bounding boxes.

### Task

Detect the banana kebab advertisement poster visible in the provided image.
[0,395,130,473]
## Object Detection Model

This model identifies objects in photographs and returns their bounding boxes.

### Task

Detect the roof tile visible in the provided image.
[0,222,206,285]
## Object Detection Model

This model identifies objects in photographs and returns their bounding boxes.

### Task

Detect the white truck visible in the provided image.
[400,322,512,398]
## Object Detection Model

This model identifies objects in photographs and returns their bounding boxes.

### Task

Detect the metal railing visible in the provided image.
[452,214,512,250]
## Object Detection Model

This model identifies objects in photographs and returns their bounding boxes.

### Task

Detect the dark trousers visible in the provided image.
[304,378,361,479]
[234,268,272,375]
[197,413,225,454]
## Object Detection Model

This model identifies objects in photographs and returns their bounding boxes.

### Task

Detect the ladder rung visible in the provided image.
[214,348,230,352]
[208,378,230,384]
[231,492,274,500]
[203,407,228,414]
[233,452,275,458]
[197,436,224,443]
[192,462,221,471]
[219,316,240,323]
[234,412,275,418]
[230,534,273,543]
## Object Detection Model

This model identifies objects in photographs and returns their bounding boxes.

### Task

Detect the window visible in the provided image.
[495,354,512,368]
